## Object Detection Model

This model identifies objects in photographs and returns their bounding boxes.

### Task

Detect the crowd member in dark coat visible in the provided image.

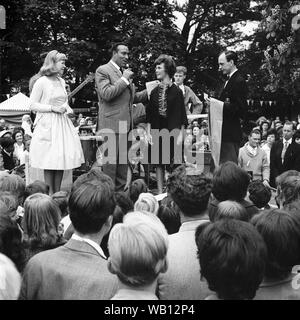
[270,122,300,187]
[146,54,188,194]
[209,161,259,220]
[217,50,248,164]
[0,137,17,171]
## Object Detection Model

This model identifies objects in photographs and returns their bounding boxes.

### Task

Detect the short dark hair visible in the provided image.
[129,179,148,204]
[167,164,212,217]
[72,167,108,191]
[0,215,25,272]
[283,121,294,129]
[69,178,116,234]
[266,128,277,139]
[251,209,300,280]
[115,191,134,215]
[157,203,181,235]
[110,42,128,55]
[212,162,250,202]
[0,137,14,149]
[220,50,238,65]
[24,180,49,200]
[293,129,300,142]
[154,54,176,78]
[196,219,266,300]
[248,180,271,209]
[249,129,261,137]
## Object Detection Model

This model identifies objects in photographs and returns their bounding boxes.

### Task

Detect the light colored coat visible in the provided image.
[238,143,270,181]
[157,219,212,300]
[20,239,119,300]
[95,62,147,133]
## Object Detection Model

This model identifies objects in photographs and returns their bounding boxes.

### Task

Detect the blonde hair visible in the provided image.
[39,50,67,77]
[108,211,168,287]
[23,193,62,248]
[134,193,159,215]
[0,253,21,300]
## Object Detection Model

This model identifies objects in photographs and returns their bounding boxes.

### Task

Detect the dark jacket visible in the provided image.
[270,140,300,187]
[147,83,188,131]
[219,70,248,143]
[1,150,16,171]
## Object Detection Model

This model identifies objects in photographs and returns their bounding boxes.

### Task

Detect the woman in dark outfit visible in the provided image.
[146,55,188,194]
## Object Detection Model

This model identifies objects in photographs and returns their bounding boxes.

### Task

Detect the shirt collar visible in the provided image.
[72,233,107,260]
[283,138,292,145]
[179,218,209,233]
[110,60,121,71]
[229,69,238,79]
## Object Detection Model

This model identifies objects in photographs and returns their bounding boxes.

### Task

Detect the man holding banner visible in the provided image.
[207,51,248,167]
[217,51,248,164]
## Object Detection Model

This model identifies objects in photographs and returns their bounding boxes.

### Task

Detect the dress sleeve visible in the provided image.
[29,78,52,113]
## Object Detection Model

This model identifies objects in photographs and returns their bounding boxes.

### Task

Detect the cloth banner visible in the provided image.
[209,98,224,167]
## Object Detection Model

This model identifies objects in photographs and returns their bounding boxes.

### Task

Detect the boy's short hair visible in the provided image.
[108,211,168,287]
[210,200,249,222]
[196,219,267,300]
[248,180,271,209]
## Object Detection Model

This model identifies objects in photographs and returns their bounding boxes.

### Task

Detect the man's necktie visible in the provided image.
[281,141,289,163]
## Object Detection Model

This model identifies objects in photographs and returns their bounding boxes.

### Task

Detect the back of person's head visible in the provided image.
[251,209,300,280]
[108,211,168,287]
[24,180,49,201]
[196,219,267,300]
[0,215,25,273]
[72,167,107,189]
[115,191,134,214]
[129,179,148,204]
[0,173,25,206]
[248,180,272,209]
[134,193,159,215]
[51,191,69,218]
[284,200,300,215]
[210,200,249,222]
[0,137,14,150]
[276,170,300,188]
[279,176,300,206]
[167,164,212,217]
[23,193,62,248]
[157,204,181,234]
[0,192,18,221]
[212,161,250,202]
[0,253,21,300]
[69,177,116,235]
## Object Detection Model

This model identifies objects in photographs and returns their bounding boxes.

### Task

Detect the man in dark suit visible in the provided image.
[270,122,300,187]
[217,51,248,164]
[20,174,118,300]
[95,43,147,191]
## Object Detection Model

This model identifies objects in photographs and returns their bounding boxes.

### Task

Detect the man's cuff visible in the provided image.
[121,77,130,86]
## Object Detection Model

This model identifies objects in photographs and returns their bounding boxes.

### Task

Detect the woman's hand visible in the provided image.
[52,105,67,114]
[66,112,76,119]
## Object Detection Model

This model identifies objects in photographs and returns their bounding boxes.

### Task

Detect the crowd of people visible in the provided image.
[0,160,300,300]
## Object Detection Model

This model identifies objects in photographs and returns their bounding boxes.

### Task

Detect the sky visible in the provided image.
[171,0,259,49]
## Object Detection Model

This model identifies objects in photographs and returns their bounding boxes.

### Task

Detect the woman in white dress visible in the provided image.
[29,50,84,194]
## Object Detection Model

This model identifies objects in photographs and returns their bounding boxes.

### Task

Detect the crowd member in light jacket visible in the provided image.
[238,129,270,187]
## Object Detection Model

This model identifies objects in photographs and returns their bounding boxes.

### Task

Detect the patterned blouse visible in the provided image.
[158,82,172,117]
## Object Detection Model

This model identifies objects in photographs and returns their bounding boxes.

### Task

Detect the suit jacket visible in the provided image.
[182,85,203,115]
[219,70,248,143]
[95,62,148,133]
[19,239,118,300]
[157,219,212,300]
[270,140,300,186]
[147,83,188,131]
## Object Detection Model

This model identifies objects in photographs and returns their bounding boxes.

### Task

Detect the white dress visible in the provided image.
[29,76,84,170]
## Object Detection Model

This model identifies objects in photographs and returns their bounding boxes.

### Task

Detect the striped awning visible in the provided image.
[0,92,31,111]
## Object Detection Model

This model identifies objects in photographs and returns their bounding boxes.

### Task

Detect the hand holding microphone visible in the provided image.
[123,64,134,81]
